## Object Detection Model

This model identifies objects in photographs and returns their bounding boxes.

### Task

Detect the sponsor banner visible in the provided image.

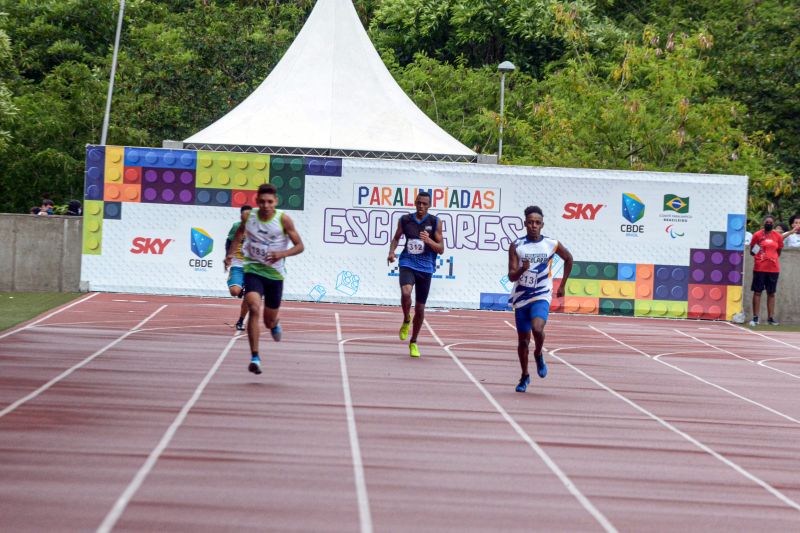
[82,154,747,308]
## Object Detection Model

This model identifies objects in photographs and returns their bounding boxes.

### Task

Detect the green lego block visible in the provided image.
[634,300,687,318]
[566,278,600,297]
[196,152,270,190]
[599,298,635,316]
[571,261,617,280]
[270,156,305,210]
[82,200,104,255]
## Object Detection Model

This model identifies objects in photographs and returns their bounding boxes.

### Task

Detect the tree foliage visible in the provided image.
[0,0,796,224]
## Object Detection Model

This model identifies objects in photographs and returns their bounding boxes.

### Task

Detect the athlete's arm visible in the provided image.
[387,219,404,265]
[420,219,444,255]
[267,213,304,262]
[507,243,530,282]
[224,223,246,270]
[555,243,574,298]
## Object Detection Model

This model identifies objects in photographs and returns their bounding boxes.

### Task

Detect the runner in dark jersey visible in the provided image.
[387,191,444,358]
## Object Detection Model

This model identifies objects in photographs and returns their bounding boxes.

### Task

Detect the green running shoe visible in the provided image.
[409,343,420,358]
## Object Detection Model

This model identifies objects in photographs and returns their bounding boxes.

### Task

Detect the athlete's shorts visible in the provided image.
[399,266,433,305]
[514,300,550,333]
[244,272,283,309]
[751,271,779,294]
[227,266,244,289]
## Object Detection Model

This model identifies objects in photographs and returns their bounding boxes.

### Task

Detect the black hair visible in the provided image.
[240,204,253,213]
[416,191,431,200]
[524,205,543,217]
[790,214,799,226]
[42,199,54,206]
[763,214,775,223]
[257,183,277,196]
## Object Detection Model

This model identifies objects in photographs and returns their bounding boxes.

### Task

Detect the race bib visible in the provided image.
[407,238,425,255]
[518,269,538,288]
[247,241,271,264]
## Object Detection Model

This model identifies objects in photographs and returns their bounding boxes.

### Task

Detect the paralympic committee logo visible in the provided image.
[665,224,685,239]
[620,193,645,237]
[660,194,692,224]
[189,227,214,271]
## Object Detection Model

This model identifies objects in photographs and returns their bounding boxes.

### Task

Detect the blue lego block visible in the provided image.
[653,265,688,301]
[617,263,636,281]
[308,284,327,302]
[195,188,231,207]
[726,214,746,251]
[125,147,196,170]
[85,145,105,200]
[336,271,360,296]
[709,231,727,250]
[480,293,511,311]
[103,202,122,220]
[305,157,342,177]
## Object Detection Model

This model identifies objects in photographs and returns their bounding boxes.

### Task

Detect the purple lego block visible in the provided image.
[305,157,342,176]
[84,145,105,200]
[141,167,196,205]
[689,249,743,285]
[653,265,689,300]
[125,147,196,170]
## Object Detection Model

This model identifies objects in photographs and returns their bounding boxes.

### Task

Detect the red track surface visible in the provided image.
[2,293,800,532]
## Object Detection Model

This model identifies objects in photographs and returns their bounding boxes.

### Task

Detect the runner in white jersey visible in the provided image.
[508,205,573,392]
[225,184,305,375]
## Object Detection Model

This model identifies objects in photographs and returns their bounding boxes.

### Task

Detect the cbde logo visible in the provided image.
[620,193,645,236]
[189,227,214,271]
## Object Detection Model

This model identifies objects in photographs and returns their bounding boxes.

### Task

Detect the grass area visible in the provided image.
[736,322,800,332]
[0,292,83,332]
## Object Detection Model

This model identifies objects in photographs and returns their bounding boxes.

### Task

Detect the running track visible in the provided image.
[1,293,799,532]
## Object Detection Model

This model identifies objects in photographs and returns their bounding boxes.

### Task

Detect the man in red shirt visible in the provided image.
[749,215,784,326]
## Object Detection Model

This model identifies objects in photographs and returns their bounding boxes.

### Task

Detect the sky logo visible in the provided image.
[622,193,645,223]
[190,227,213,258]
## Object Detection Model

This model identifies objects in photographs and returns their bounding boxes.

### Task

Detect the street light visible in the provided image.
[497,60,516,163]
[101,0,126,145]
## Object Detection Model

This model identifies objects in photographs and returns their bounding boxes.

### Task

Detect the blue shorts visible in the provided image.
[227,266,244,288]
[514,300,550,333]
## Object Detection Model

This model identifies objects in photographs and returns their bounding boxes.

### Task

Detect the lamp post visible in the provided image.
[101,0,125,145]
[497,60,516,163]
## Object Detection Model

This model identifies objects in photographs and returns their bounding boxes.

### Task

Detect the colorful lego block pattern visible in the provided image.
[196,152,269,190]
[306,157,342,177]
[653,265,688,301]
[104,146,124,184]
[635,300,687,318]
[688,284,727,320]
[726,285,743,320]
[82,200,104,255]
[85,146,105,201]
[141,168,195,205]
[726,214,746,251]
[125,148,196,170]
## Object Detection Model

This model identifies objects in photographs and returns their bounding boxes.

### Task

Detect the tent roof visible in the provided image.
[183,0,476,162]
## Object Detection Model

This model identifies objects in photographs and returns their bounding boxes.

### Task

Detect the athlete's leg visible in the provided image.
[261,278,284,341]
[532,317,546,357]
[245,291,262,353]
[229,285,241,297]
[409,271,432,344]
[752,290,761,319]
[516,330,531,376]
[401,285,413,322]
[239,298,248,320]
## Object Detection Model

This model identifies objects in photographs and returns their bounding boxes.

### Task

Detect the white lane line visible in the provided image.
[427,320,617,533]
[335,313,373,533]
[675,329,800,382]
[724,321,800,351]
[0,292,98,340]
[0,305,167,420]
[674,329,754,362]
[96,334,242,533]
[757,357,800,380]
[548,346,800,514]
[589,325,800,426]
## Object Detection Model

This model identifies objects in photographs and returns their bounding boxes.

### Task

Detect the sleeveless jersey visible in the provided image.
[227,221,245,268]
[509,235,559,308]
[398,213,439,274]
[242,209,289,280]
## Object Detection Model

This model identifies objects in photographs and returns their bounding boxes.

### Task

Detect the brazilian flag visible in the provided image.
[664,195,689,213]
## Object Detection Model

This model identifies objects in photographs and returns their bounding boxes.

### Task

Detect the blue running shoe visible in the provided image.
[535,354,548,378]
[248,356,262,375]
[515,374,530,393]
[271,323,282,342]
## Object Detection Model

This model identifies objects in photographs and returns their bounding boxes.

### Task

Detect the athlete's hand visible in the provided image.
[419,230,431,244]
[223,256,232,271]
[387,251,396,265]
[556,284,566,298]
[521,259,531,271]
[266,250,284,263]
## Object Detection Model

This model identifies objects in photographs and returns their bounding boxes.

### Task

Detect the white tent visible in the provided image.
[183,0,477,162]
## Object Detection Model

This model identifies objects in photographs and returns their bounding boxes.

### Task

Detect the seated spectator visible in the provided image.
[783,214,800,248]
[38,199,54,216]
[66,200,82,216]
[30,207,41,215]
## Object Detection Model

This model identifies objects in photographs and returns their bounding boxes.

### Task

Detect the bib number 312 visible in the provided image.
[407,238,425,255]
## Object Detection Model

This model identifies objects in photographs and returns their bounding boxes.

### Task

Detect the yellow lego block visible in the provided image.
[599,280,636,299]
[726,285,743,320]
[566,279,600,297]
[634,300,687,318]
[104,146,125,183]
[196,152,270,190]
